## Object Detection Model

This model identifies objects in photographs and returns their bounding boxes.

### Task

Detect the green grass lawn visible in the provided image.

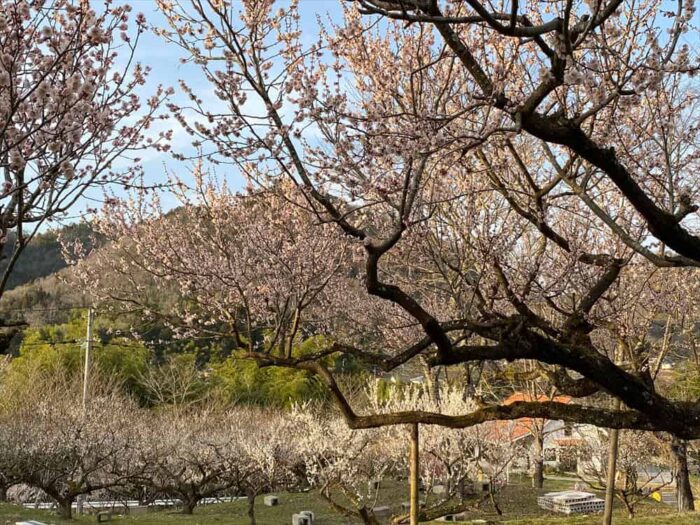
[1,476,698,524]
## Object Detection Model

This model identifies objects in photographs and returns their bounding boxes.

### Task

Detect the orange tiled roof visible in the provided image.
[503,392,572,405]
[491,392,573,441]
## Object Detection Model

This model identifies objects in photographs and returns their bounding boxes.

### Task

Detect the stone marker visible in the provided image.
[292,513,311,525]
[432,484,447,494]
[264,495,279,506]
[373,505,391,516]
[475,481,490,493]
[436,513,467,522]
[368,479,381,490]
[16,522,49,525]
[299,510,315,522]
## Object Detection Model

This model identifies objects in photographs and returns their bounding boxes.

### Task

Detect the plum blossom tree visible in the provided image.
[136,406,300,521]
[293,404,400,525]
[375,385,524,522]
[137,408,242,515]
[72,0,700,451]
[136,354,210,407]
[234,408,301,525]
[152,0,700,437]
[293,384,524,524]
[579,429,669,519]
[68,177,354,356]
[0,380,142,518]
[0,422,21,502]
[0,0,170,303]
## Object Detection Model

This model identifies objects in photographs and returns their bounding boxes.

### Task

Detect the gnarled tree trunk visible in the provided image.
[247,491,257,525]
[532,434,544,489]
[672,437,695,512]
[181,495,199,515]
[56,496,74,519]
[358,507,381,525]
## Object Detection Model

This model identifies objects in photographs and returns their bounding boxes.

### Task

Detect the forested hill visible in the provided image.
[0,223,96,292]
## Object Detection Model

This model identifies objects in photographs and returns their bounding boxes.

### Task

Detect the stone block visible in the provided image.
[372,505,391,516]
[436,514,468,522]
[292,514,311,525]
[264,495,279,507]
[475,481,490,493]
[299,510,314,522]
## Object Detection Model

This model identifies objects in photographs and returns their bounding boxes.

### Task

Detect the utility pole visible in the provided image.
[409,423,419,525]
[82,307,94,410]
[78,307,94,516]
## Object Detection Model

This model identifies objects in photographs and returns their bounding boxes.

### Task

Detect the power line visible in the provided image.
[0,305,91,314]
[19,340,149,349]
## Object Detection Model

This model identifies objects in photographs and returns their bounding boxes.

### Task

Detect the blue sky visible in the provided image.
[90,1,347,212]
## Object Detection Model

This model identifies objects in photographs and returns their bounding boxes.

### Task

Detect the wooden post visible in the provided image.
[410,422,419,525]
[603,399,621,525]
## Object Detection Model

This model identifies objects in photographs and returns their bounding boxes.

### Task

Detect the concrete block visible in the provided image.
[436,514,468,522]
[292,514,311,525]
[475,481,490,493]
[372,505,391,516]
[299,510,314,522]
[264,495,279,506]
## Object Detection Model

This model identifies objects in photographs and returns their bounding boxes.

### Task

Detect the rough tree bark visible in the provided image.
[358,507,381,525]
[247,491,257,525]
[181,496,199,515]
[672,438,696,512]
[57,496,74,520]
[532,433,545,489]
